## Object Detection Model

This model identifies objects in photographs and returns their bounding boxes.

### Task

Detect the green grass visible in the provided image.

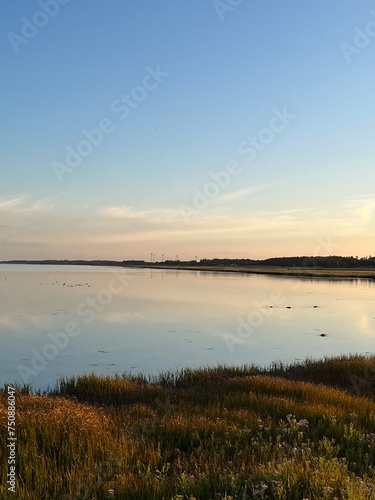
[1,354,375,499]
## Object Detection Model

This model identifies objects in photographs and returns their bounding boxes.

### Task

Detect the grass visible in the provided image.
[143,264,375,279]
[1,354,375,499]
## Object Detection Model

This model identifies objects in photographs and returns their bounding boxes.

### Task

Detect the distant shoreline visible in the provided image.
[1,260,375,279]
[138,264,375,279]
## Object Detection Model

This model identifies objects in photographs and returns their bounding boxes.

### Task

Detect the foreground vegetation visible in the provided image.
[1,355,375,499]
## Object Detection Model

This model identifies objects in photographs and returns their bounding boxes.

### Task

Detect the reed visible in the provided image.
[1,354,374,499]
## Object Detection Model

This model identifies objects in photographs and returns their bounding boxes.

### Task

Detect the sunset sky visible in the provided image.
[1,0,375,261]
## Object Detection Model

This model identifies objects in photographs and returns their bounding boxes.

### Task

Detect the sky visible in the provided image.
[1,0,375,261]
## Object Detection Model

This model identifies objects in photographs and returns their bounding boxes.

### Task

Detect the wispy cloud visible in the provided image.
[213,184,270,204]
[100,205,183,223]
[345,198,375,223]
[0,196,55,215]
[0,196,24,211]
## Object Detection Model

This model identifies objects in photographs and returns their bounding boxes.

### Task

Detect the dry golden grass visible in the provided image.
[1,355,375,499]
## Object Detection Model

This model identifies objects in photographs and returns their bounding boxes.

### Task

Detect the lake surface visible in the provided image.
[0,264,374,389]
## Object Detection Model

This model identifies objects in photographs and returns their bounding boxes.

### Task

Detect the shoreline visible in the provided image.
[127,264,375,280]
[2,261,375,279]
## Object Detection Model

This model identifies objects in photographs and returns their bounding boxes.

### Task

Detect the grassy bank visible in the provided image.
[1,355,375,499]
[141,264,375,280]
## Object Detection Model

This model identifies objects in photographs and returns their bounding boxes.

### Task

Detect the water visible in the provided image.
[0,264,374,389]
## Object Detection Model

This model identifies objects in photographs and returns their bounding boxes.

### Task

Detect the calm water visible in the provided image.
[0,264,374,389]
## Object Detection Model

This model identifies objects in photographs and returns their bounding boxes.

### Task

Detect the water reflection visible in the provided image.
[0,264,374,389]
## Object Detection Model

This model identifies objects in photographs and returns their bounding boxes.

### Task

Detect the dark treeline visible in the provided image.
[195,255,375,268]
[3,256,375,268]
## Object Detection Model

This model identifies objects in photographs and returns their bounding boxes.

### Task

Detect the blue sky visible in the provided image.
[1,0,375,260]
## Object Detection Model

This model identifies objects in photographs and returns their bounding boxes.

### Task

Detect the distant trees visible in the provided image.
[196,256,375,268]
